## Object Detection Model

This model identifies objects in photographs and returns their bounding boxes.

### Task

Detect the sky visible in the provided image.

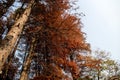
[77,0,120,60]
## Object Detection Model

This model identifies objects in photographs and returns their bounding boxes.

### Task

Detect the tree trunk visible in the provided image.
[0,33,22,79]
[0,0,35,73]
[97,69,100,80]
[20,38,35,80]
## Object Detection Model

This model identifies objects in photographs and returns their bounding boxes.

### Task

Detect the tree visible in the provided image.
[26,1,90,79]
[0,0,91,80]
[103,59,120,78]
[76,52,101,80]
[86,49,110,80]
[91,49,120,80]
[0,0,35,73]
[20,37,35,80]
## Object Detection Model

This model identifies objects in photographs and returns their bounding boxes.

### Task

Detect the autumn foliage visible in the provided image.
[0,0,120,80]
[0,0,104,80]
[24,0,90,80]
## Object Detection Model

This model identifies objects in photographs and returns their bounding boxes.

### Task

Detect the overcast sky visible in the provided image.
[77,0,120,60]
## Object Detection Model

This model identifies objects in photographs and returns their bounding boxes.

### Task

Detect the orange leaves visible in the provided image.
[66,61,80,79]
[26,0,91,79]
[50,56,65,65]
[67,61,78,70]
[81,56,101,69]
[30,0,90,54]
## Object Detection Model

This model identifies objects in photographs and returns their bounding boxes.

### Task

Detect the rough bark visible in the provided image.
[20,38,35,80]
[0,0,35,73]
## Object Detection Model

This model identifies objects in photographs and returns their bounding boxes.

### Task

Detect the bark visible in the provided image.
[20,38,35,80]
[0,33,22,79]
[0,0,35,73]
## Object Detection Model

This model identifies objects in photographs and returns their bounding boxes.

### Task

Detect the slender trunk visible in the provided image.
[1,33,22,80]
[20,38,35,80]
[98,69,100,80]
[0,0,35,73]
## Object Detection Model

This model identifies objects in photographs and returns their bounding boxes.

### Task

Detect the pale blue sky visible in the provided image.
[78,0,120,60]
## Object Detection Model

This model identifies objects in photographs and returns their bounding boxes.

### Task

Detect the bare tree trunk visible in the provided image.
[0,0,35,73]
[20,38,35,80]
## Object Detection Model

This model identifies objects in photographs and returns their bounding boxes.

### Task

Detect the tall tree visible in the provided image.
[24,0,90,79]
[0,0,91,80]
[0,0,35,73]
